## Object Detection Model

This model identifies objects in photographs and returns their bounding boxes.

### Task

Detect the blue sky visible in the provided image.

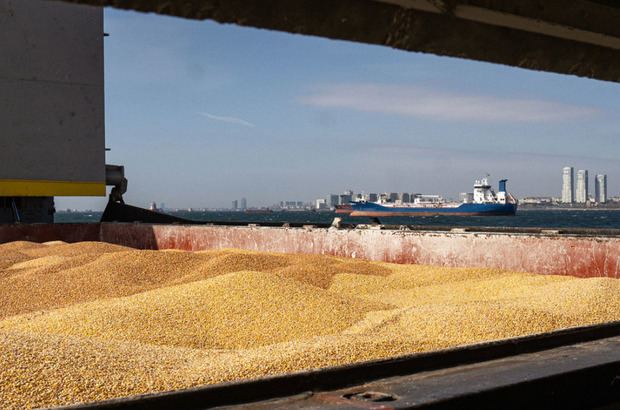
[57,8,620,210]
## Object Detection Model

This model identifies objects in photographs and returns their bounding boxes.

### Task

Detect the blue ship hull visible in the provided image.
[350,202,517,216]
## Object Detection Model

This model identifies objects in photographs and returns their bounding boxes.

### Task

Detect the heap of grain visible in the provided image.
[1,240,620,409]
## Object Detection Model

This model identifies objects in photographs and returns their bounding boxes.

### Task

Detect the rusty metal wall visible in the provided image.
[1,223,619,278]
[0,223,100,243]
[99,224,620,279]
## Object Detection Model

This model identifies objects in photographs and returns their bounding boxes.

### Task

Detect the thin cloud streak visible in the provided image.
[199,112,255,127]
[301,84,598,123]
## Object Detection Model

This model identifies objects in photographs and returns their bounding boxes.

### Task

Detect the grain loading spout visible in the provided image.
[101,165,199,224]
[105,164,127,205]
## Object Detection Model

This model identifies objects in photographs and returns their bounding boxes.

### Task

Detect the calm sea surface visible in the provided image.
[55,209,620,229]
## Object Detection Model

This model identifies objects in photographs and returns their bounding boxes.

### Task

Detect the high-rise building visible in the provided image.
[396,192,410,203]
[561,166,574,203]
[232,200,238,210]
[240,197,247,210]
[575,169,588,203]
[329,194,339,208]
[595,174,607,203]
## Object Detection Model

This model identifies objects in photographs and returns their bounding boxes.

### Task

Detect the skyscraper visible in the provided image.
[595,174,607,203]
[232,200,238,210]
[329,194,339,208]
[561,166,574,203]
[575,169,588,203]
[240,197,247,210]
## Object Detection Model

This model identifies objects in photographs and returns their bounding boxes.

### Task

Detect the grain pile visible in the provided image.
[1,240,620,409]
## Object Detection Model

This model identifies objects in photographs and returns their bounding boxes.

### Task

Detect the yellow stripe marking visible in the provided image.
[0,179,106,197]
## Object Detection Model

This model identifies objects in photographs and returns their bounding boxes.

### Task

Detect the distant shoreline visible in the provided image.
[518,205,620,211]
[56,206,620,213]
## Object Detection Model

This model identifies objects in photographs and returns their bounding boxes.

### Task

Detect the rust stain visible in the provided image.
[1,223,619,279]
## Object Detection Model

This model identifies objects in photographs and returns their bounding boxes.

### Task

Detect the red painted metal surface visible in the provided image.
[0,223,99,243]
[99,223,159,249]
[2,223,620,279]
[100,224,620,279]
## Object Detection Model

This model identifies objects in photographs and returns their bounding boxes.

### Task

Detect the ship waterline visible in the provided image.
[350,203,517,217]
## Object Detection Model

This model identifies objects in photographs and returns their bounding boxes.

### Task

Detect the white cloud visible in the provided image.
[300,84,598,123]
[199,112,255,127]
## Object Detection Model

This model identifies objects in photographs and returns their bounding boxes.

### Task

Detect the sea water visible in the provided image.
[55,209,620,229]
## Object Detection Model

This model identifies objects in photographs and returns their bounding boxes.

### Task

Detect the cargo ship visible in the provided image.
[244,209,273,214]
[350,176,517,217]
[334,204,354,214]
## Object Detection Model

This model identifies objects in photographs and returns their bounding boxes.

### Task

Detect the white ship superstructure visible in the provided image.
[350,176,517,216]
[369,175,515,209]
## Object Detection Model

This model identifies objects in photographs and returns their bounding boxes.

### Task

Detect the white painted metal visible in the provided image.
[363,176,514,209]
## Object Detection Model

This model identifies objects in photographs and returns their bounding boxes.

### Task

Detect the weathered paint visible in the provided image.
[101,224,620,279]
[0,0,106,193]
[0,223,99,243]
[1,223,620,279]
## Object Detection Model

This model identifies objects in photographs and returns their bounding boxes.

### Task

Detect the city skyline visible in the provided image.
[65,167,616,211]
[87,167,614,211]
[234,166,614,211]
[561,166,608,205]
[56,8,620,211]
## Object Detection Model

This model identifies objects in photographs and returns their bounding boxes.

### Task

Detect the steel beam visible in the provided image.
[49,0,620,83]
